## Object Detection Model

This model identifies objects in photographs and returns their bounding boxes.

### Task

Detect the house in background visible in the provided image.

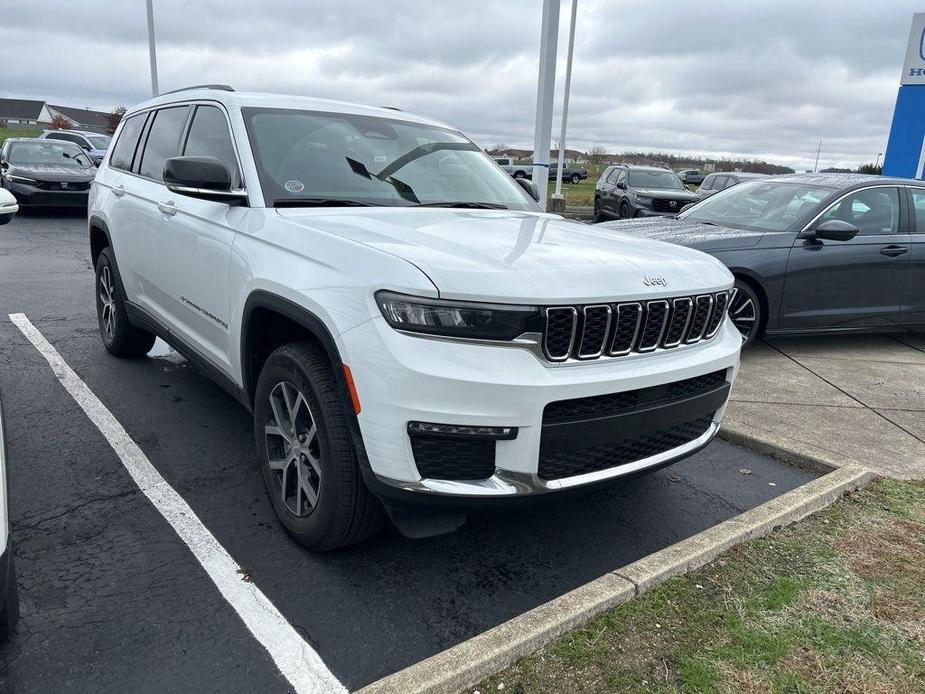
[0,97,111,132]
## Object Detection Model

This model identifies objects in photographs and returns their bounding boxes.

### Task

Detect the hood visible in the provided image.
[276,208,732,304]
[599,217,765,251]
[633,188,699,200]
[8,163,96,183]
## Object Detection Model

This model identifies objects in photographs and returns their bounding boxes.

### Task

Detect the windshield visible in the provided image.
[87,135,111,149]
[243,108,537,210]
[7,140,93,168]
[628,169,685,190]
[678,180,835,232]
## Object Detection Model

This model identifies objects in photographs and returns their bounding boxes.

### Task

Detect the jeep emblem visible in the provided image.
[643,276,668,287]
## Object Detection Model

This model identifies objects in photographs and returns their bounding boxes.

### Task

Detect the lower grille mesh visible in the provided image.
[537,415,714,480]
[411,437,496,481]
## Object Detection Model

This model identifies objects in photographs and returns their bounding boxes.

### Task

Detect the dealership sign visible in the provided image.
[883,13,925,178]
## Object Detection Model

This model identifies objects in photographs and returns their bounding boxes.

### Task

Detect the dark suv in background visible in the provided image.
[594,164,698,221]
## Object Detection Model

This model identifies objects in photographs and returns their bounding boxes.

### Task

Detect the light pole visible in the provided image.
[531,0,560,210]
[146,0,159,96]
[551,0,579,212]
[813,139,822,173]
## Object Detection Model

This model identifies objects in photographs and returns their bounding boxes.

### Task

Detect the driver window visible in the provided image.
[817,188,899,235]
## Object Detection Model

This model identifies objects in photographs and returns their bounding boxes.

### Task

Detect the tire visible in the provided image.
[0,552,17,644]
[254,343,385,551]
[619,200,631,219]
[513,170,526,180]
[570,174,580,184]
[593,196,605,223]
[729,279,763,345]
[95,247,156,357]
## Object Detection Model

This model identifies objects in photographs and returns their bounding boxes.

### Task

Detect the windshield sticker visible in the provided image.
[284,180,305,194]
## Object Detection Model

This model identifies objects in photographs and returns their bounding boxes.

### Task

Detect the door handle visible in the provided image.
[880,245,908,257]
[112,184,125,198]
[157,200,178,217]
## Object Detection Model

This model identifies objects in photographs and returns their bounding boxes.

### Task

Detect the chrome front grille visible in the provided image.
[542,290,731,362]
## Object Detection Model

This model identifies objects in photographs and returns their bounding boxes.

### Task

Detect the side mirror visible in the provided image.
[164,156,246,203]
[0,188,18,226]
[810,219,859,242]
[617,180,627,190]
[515,177,540,202]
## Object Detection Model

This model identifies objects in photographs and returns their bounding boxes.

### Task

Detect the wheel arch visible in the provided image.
[728,269,770,334]
[88,215,112,269]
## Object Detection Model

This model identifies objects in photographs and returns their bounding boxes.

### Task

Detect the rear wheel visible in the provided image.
[593,196,605,222]
[729,280,763,344]
[95,248,156,357]
[513,170,526,180]
[570,173,581,184]
[254,343,385,551]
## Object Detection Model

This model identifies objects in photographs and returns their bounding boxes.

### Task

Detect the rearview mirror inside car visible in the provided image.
[163,156,247,204]
[515,177,540,202]
[811,219,859,242]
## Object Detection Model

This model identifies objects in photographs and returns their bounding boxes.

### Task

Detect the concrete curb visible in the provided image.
[357,464,876,694]
[719,419,845,475]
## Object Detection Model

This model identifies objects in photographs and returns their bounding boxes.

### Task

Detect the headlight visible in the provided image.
[376,291,541,340]
[5,174,38,184]
[635,195,652,204]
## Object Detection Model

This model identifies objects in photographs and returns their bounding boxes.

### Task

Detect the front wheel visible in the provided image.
[95,248,156,357]
[729,280,763,344]
[513,170,526,180]
[619,200,631,219]
[254,343,385,551]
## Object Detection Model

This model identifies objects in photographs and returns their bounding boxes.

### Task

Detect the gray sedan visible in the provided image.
[601,173,924,344]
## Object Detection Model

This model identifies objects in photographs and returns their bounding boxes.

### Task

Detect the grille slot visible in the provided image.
[577,305,611,358]
[685,295,713,343]
[704,291,729,338]
[544,307,577,361]
[663,298,693,348]
[637,300,669,352]
[543,369,728,425]
[609,303,642,355]
[410,437,496,481]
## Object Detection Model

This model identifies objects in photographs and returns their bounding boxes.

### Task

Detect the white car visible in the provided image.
[88,86,741,550]
[0,187,18,225]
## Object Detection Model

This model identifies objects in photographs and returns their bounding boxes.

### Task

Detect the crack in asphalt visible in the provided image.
[13,488,139,532]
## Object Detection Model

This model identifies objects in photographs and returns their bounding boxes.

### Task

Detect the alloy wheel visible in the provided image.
[98,266,116,338]
[264,381,321,517]
[729,286,758,342]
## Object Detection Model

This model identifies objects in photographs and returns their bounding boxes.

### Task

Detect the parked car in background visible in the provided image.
[696,172,767,200]
[39,130,112,166]
[0,138,95,208]
[492,158,587,183]
[90,86,741,550]
[548,163,588,183]
[594,164,698,221]
[0,188,18,225]
[677,169,705,185]
[492,157,533,179]
[600,174,925,344]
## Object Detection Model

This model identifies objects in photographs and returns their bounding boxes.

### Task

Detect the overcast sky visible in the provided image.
[4,1,921,170]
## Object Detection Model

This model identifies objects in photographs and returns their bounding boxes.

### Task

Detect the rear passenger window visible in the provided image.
[139,106,190,181]
[109,114,147,171]
[182,106,241,188]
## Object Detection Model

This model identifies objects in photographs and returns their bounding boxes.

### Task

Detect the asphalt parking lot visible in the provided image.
[0,211,818,693]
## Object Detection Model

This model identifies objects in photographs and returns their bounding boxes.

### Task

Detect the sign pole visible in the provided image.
[552,0,579,210]
[531,0,560,211]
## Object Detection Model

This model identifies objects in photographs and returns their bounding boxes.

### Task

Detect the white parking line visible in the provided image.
[9,313,345,694]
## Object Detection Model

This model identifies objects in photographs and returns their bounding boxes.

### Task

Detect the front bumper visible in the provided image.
[339,316,741,501]
[5,180,90,207]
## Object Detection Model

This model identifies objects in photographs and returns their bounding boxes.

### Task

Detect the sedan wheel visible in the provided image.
[264,381,321,518]
[729,281,762,344]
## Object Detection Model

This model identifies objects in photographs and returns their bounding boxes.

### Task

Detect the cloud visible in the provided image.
[2,0,919,169]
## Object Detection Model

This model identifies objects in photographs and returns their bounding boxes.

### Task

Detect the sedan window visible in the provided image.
[679,181,834,232]
[817,188,899,235]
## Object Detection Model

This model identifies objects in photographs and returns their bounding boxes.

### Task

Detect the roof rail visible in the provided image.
[158,84,235,96]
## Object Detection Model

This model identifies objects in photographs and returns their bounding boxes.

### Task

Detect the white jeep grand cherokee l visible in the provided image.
[88,86,741,550]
